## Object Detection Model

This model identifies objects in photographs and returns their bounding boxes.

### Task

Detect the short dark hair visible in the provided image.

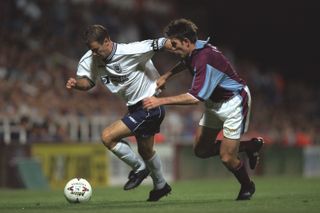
[83,25,110,45]
[164,18,198,43]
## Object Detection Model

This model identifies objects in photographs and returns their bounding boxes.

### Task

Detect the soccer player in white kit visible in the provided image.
[66,25,171,201]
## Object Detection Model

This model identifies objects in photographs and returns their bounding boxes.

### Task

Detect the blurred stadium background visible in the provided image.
[0,0,319,192]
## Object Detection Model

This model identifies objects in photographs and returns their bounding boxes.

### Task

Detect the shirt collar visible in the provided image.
[105,42,117,63]
[195,37,210,50]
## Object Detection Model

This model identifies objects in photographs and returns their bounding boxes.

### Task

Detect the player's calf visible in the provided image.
[193,142,220,158]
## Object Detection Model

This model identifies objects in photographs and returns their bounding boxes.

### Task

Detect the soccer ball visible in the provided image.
[64,178,92,203]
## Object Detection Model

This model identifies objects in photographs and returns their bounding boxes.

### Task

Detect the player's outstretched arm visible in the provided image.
[66,77,94,91]
[157,61,187,90]
[143,93,199,110]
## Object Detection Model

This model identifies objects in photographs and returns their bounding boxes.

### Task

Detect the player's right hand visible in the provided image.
[143,96,161,110]
[66,78,77,89]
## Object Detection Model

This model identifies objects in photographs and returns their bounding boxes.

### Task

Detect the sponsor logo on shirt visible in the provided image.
[100,75,128,84]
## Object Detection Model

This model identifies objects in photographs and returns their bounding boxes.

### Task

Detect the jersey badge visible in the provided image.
[113,63,122,73]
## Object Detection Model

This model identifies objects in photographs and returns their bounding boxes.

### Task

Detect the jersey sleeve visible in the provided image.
[188,55,224,101]
[76,52,97,85]
[118,38,167,55]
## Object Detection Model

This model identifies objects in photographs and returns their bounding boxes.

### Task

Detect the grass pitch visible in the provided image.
[0,176,319,213]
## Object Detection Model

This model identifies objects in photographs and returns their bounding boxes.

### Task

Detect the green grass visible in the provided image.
[0,177,319,213]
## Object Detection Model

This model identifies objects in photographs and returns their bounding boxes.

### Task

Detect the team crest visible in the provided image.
[113,63,122,73]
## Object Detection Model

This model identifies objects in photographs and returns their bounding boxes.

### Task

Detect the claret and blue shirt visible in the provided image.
[184,39,246,103]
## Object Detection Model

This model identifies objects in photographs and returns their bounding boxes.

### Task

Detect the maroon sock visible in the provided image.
[231,161,251,186]
[215,140,254,154]
[214,140,255,154]
[238,140,256,152]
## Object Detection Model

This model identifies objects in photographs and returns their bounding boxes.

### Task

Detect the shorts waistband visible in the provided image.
[128,100,143,113]
[239,86,249,99]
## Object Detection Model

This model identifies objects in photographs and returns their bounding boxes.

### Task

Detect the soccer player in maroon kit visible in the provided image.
[143,18,264,200]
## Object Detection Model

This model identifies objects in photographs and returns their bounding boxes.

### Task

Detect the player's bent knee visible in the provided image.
[101,131,114,149]
[138,147,154,160]
[220,153,233,166]
[101,138,112,149]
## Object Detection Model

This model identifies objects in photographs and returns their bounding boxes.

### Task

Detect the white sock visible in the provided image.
[111,142,145,172]
[146,152,166,190]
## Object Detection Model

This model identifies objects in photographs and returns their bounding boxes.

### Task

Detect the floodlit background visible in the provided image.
[0,0,319,189]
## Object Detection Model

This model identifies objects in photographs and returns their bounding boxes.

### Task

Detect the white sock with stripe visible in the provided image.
[146,152,166,190]
[111,142,145,172]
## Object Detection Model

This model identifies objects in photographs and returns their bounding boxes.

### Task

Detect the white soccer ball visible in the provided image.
[64,178,92,203]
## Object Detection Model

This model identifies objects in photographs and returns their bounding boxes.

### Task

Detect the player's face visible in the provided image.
[88,39,112,59]
[169,38,194,58]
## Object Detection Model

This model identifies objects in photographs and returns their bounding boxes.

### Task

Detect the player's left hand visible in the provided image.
[143,96,161,110]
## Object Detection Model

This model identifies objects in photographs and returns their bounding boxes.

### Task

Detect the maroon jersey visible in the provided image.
[184,39,246,102]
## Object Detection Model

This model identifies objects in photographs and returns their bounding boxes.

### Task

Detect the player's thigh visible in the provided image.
[136,136,155,160]
[194,125,220,149]
[195,109,222,148]
[101,119,132,143]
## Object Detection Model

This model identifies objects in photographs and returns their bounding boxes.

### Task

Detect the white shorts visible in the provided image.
[199,86,251,140]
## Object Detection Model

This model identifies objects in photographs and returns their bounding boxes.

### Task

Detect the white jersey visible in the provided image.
[77,38,167,106]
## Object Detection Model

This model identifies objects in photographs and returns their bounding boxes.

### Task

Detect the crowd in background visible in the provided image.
[0,0,319,147]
